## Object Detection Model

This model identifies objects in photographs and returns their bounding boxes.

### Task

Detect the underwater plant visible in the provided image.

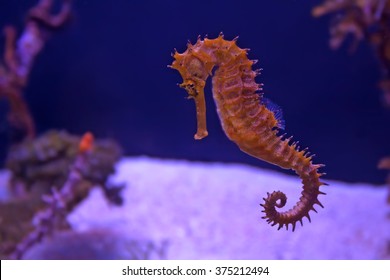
[170,34,327,231]
[312,0,390,204]
[0,130,124,259]
[5,129,123,203]
[0,0,72,142]
[0,1,125,259]
[312,0,390,106]
[10,132,95,259]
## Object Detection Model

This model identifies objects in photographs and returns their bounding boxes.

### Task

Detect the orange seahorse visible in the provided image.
[169,33,327,231]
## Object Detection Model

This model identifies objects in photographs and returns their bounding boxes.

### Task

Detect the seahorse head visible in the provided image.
[171,51,209,83]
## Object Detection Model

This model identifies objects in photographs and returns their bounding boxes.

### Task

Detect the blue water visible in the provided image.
[0,0,389,184]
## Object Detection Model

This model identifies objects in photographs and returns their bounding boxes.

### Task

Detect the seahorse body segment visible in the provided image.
[170,34,327,231]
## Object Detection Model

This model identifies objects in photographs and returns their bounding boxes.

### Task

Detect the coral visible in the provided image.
[0,0,71,141]
[5,129,124,204]
[170,34,326,231]
[9,132,94,259]
[312,0,390,105]
[0,131,124,259]
[0,1,127,260]
[0,198,43,259]
[314,2,390,228]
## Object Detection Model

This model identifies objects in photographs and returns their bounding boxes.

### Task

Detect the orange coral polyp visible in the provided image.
[79,132,94,153]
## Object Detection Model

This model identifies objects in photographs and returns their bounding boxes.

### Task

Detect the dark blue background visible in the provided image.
[1,0,389,184]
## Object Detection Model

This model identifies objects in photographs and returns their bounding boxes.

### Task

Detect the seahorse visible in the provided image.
[169,33,327,231]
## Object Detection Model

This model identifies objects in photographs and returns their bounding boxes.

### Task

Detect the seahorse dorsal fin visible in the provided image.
[262,97,285,130]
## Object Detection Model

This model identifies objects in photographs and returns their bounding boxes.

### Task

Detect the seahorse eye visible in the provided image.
[187,57,207,79]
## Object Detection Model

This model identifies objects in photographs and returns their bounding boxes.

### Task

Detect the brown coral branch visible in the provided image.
[0,86,35,141]
[0,0,72,142]
[10,132,95,260]
[313,0,390,212]
[312,0,352,18]
[312,0,390,98]
[3,26,18,73]
[28,0,72,29]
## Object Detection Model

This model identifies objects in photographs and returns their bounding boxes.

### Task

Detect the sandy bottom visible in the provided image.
[15,156,390,259]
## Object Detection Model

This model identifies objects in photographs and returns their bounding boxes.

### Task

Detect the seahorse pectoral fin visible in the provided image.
[180,80,208,140]
[261,97,285,130]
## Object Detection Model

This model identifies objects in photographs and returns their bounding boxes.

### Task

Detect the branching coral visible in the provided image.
[10,132,94,259]
[0,0,71,141]
[0,1,128,259]
[0,130,124,259]
[312,0,390,105]
[5,129,124,204]
[313,1,390,241]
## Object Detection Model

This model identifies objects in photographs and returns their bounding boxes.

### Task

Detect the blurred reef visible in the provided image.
[313,0,390,106]
[0,0,125,259]
[312,0,390,205]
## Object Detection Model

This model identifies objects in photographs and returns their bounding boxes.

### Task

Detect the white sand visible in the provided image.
[61,156,389,260]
